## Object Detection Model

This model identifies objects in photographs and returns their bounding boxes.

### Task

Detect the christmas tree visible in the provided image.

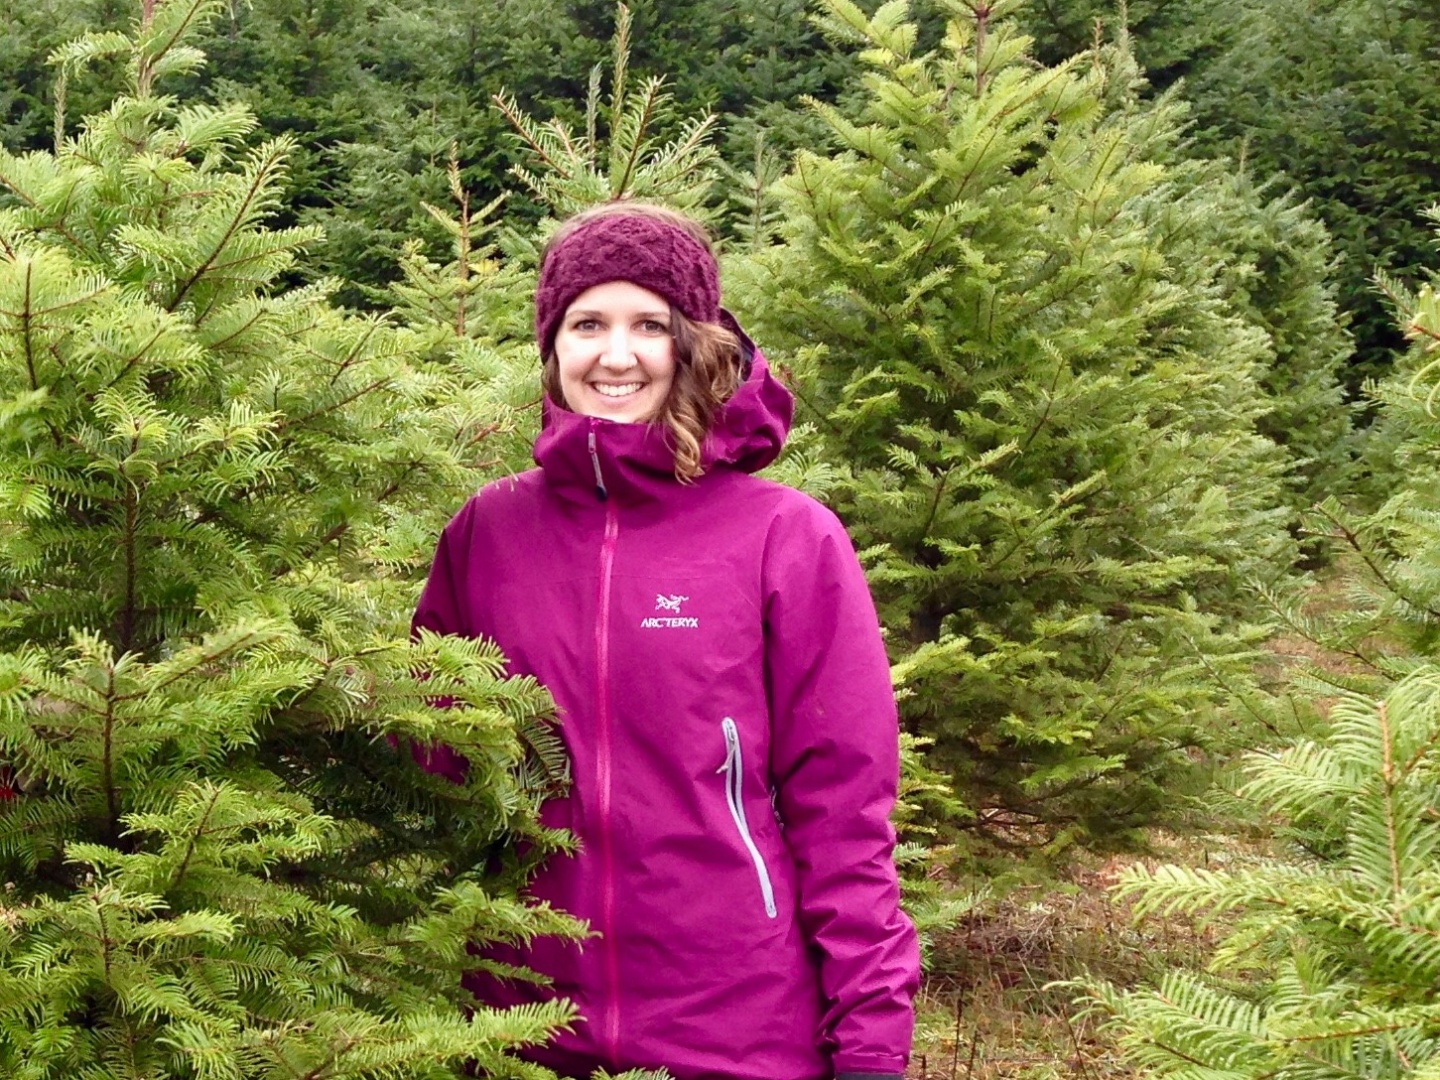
[0,2,580,1075]
[728,0,1312,858]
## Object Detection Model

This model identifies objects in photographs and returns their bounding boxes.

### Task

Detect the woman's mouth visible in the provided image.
[592,382,644,398]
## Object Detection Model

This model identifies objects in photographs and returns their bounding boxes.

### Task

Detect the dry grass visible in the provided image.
[908,832,1271,1080]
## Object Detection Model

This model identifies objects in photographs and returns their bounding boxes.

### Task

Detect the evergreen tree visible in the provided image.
[1269,214,1440,686]
[608,0,867,165]
[492,3,720,224]
[1024,0,1440,389]
[1168,163,1354,513]
[0,0,93,149]
[1082,214,1440,1080]
[190,0,602,304]
[381,146,546,479]
[1083,671,1440,1079]
[0,2,582,1075]
[728,0,1308,858]
[1177,0,1440,389]
[1018,0,1218,79]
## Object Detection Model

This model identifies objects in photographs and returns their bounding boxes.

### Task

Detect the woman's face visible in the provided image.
[554,281,676,424]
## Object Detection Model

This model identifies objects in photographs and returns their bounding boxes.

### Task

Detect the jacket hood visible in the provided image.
[533,310,794,505]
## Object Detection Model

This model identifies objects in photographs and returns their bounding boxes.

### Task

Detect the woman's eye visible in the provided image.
[640,320,670,334]
[571,319,600,332]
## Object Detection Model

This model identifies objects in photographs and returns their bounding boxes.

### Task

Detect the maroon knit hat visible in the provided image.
[534,211,721,358]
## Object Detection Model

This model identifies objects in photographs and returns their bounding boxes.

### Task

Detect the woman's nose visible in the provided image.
[598,328,634,366]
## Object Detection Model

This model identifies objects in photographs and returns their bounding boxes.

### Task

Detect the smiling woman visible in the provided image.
[553,280,677,424]
[413,200,920,1080]
[536,203,747,481]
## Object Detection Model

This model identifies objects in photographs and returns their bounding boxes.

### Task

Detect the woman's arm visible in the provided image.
[763,497,921,1079]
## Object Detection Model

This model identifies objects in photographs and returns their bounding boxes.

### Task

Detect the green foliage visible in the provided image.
[1168,165,1354,513]
[1180,0,1440,387]
[493,3,720,222]
[0,0,876,297]
[1081,670,1440,1079]
[1272,215,1440,686]
[1026,0,1440,387]
[728,0,1312,859]
[380,148,543,480]
[607,0,867,164]
[1086,206,1440,1080]
[1018,0,1219,78]
[0,0,107,149]
[192,0,604,303]
[894,733,980,963]
[0,4,579,1074]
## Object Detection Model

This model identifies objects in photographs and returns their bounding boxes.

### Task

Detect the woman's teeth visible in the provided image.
[594,383,643,398]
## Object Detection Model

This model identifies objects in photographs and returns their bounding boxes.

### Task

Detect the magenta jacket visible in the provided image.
[413,327,919,1080]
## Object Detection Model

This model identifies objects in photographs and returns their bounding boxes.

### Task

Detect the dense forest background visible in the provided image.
[0,0,1438,1076]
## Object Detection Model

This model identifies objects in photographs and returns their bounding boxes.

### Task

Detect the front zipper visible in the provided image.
[718,717,779,919]
[587,428,608,501]
[591,421,621,1065]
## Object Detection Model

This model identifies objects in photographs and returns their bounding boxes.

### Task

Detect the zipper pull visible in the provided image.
[587,427,609,502]
[718,717,738,773]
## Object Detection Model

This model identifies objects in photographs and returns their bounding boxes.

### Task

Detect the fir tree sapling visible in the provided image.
[491,4,720,225]
[1023,0,1440,388]
[1271,212,1440,689]
[1081,672,1440,1080]
[728,0,1312,859]
[381,145,544,482]
[0,2,580,1076]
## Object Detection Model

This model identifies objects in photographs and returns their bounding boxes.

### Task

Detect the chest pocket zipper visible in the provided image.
[718,717,779,919]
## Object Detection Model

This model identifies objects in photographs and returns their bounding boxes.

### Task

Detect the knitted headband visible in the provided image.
[534,212,722,358]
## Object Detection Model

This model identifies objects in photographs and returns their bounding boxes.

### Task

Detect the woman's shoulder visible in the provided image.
[438,468,548,534]
[712,471,848,540]
[460,468,547,509]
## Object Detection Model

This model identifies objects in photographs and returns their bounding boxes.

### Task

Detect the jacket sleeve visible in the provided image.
[763,499,921,1077]
[408,503,475,785]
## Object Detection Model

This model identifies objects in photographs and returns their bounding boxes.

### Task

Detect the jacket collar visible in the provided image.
[533,311,794,506]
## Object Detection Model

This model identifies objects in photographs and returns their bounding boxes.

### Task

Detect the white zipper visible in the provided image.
[718,717,778,919]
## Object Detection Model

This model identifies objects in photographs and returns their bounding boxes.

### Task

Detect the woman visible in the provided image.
[413,202,919,1080]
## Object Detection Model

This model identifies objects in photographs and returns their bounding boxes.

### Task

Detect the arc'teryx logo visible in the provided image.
[641,593,699,629]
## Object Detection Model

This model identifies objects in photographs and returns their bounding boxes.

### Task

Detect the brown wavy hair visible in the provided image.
[539,202,744,482]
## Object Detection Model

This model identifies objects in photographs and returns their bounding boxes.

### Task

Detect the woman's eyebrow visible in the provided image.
[567,309,670,319]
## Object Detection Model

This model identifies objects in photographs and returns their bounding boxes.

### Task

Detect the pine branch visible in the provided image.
[102,665,118,846]
[1313,502,1440,621]
[164,140,289,313]
[612,79,661,198]
[169,783,223,893]
[136,0,217,97]
[21,260,37,392]
[120,479,138,656]
[103,325,168,390]
[0,165,85,249]
[322,318,383,387]
[1378,700,1404,901]
[273,377,391,433]
[491,92,571,179]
